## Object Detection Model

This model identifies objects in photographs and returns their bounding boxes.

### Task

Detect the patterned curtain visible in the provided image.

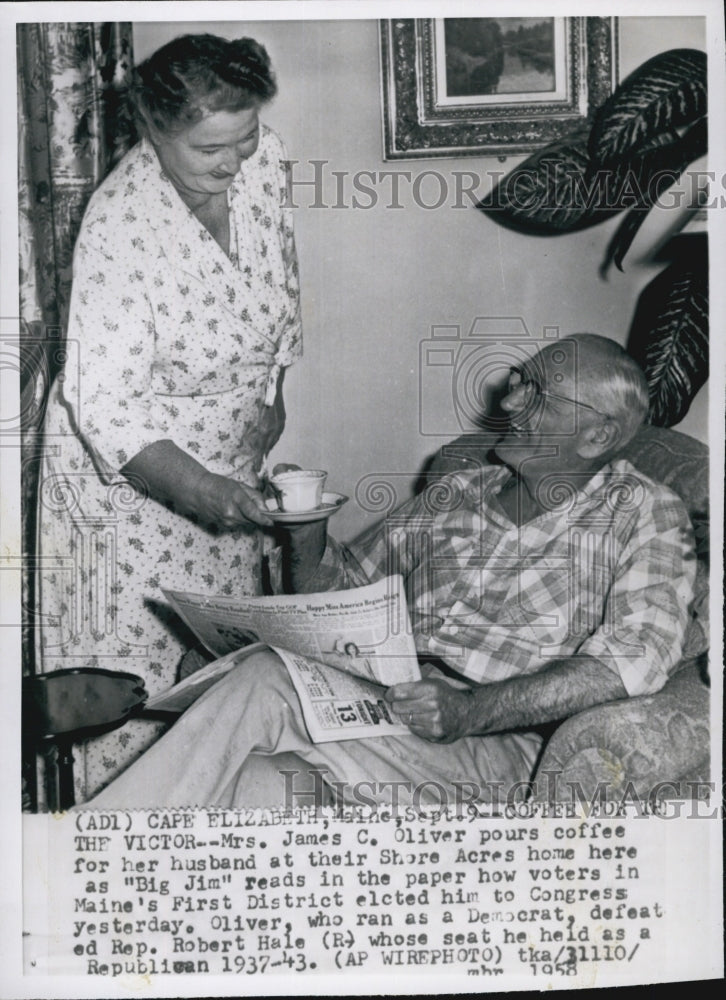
[17,22,134,679]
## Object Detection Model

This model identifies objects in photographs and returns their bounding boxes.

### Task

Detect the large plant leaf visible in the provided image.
[590,48,706,165]
[479,48,707,240]
[478,131,624,234]
[627,248,708,426]
[600,116,708,271]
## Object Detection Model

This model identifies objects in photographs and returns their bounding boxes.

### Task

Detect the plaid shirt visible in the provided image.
[273,460,696,697]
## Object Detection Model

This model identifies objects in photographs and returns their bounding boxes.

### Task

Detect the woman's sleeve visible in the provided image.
[60,214,172,481]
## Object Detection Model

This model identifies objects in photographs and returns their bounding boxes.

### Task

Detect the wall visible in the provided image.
[134,16,708,539]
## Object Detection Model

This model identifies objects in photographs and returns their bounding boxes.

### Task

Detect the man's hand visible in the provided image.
[385,679,473,743]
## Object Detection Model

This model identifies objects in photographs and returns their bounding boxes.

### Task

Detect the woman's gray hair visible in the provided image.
[129,33,277,138]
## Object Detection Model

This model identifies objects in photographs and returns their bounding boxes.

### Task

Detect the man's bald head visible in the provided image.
[539,334,650,451]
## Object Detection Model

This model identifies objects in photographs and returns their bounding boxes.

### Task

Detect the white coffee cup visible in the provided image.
[270,469,327,512]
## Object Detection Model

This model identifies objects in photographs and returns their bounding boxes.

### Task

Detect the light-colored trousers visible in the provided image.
[86,650,542,810]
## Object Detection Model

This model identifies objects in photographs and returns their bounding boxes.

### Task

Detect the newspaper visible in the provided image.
[147,575,421,742]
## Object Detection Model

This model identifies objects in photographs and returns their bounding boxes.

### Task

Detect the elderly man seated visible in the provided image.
[87,334,696,809]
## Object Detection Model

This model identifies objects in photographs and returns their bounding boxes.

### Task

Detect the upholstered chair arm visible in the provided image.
[531,658,710,803]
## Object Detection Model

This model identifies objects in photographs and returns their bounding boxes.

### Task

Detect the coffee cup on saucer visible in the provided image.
[270,469,327,512]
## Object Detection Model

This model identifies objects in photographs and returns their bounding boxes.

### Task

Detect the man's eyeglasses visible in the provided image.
[507,367,610,418]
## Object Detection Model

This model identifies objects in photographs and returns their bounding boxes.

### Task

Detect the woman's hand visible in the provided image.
[190,471,273,529]
[121,441,273,530]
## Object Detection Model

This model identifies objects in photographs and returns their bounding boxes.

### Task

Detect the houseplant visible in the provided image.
[478,48,708,426]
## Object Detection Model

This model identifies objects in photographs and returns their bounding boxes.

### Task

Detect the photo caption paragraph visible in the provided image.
[23,801,721,989]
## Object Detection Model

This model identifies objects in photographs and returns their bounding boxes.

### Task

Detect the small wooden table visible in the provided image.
[23,667,147,811]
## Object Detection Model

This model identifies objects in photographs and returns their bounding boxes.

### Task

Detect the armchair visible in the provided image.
[427,424,710,803]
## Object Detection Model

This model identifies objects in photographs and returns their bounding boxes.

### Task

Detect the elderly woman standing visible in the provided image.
[36,34,302,801]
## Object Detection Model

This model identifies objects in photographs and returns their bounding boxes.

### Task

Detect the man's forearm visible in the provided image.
[278,521,328,593]
[466,656,628,735]
[386,655,629,743]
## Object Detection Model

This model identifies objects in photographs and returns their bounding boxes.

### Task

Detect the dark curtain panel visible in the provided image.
[17,21,134,673]
[17,22,134,808]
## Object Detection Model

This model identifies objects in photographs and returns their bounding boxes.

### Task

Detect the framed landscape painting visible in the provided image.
[380,16,618,159]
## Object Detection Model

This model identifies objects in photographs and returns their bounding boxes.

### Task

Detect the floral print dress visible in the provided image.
[36,126,302,801]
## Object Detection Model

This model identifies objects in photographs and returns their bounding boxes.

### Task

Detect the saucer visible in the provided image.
[264,491,349,524]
